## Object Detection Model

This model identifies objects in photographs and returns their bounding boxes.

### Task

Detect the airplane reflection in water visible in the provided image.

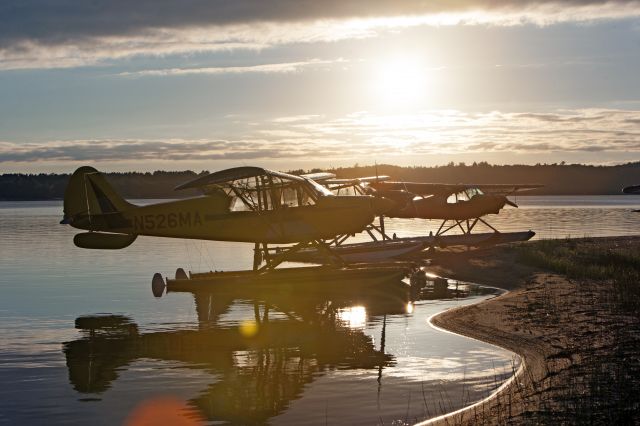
[63,278,498,424]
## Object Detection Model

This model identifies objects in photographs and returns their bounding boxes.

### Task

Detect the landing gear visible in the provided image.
[254,240,345,272]
[434,216,499,236]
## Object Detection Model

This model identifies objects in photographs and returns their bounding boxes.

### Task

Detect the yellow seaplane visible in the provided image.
[61,166,410,293]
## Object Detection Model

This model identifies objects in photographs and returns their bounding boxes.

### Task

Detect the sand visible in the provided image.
[420,236,640,425]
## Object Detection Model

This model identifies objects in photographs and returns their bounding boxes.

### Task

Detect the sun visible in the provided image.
[369,55,429,108]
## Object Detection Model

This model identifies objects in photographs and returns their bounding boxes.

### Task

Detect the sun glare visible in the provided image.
[337,306,367,329]
[370,55,429,108]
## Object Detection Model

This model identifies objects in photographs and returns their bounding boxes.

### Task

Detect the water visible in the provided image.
[385,195,640,241]
[0,196,637,425]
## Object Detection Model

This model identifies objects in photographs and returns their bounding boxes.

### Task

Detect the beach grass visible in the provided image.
[516,238,640,316]
[429,237,640,424]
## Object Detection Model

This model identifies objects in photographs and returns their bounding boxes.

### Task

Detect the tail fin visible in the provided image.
[62,166,134,227]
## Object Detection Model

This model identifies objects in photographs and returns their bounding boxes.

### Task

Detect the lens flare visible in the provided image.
[125,396,204,426]
[239,320,259,338]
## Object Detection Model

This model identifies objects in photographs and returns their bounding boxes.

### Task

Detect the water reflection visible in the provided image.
[64,290,403,423]
[63,278,504,424]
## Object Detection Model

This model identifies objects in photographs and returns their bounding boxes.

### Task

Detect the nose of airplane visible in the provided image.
[371,196,397,215]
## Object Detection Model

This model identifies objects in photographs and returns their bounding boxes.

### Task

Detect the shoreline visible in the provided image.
[417,305,526,426]
[419,236,640,424]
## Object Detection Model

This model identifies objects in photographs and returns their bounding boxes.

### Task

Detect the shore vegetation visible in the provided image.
[428,236,640,425]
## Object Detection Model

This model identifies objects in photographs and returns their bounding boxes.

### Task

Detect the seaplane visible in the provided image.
[368,180,541,235]
[281,175,543,264]
[623,184,640,195]
[623,184,640,212]
[61,166,412,293]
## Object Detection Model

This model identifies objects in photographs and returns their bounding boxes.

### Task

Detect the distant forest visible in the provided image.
[1,162,640,200]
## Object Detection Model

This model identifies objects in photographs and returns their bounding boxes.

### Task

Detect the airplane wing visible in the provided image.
[300,172,336,182]
[371,182,543,197]
[323,178,360,186]
[175,166,306,191]
[370,182,466,197]
[473,184,544,195]
[322,175,391,187]
[352,175,391,183]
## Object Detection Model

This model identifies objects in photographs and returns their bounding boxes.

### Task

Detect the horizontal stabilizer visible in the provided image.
[74,232,137,250]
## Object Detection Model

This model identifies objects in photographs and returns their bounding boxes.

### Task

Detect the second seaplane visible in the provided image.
[276,175,543,264]
[61,166,411,293]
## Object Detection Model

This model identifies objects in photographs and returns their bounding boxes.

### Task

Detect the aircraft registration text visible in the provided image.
[133,212,203,231]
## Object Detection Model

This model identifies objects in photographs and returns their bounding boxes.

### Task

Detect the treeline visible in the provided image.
[327,161,640,195]
[1,162,639,200]
[0,170,203,200]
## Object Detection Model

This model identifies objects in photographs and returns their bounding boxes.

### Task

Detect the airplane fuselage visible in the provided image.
[68,195,377,244]
[388,194,509,220]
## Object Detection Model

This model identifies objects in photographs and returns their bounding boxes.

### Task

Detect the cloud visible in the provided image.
[2,108,639,165]
[2,1,639,45]
[1,1,639,69]
[273,114,323,123]
[512,112,607,123]
[115,59,339,78]
[0,139,290,162]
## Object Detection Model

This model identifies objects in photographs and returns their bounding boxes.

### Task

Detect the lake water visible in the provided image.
[384,195,640,241]
[0,196,637,425]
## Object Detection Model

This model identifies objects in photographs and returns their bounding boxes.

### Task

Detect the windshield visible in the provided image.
[446,188,484,204]
[213,175,327,212]
[305,177,333,197]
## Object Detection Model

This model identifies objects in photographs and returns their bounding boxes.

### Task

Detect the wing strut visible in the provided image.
[434,216,500,236]
[253,240,345,272]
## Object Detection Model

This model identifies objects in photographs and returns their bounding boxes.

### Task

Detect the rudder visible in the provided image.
[62,166,135,228]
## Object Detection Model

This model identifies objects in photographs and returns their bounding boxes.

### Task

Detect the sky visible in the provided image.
[1,0,639,173]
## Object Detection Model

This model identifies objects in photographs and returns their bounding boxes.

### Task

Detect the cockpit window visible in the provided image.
[210,175,323,212]
[465,188,483,198]
[447,188,483,204]
[305,178,333,197]
[332,186,359,196]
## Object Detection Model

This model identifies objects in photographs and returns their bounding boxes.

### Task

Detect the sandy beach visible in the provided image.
[423,236,640,424]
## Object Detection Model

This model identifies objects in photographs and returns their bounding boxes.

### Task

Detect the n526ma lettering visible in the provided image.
[133,212,203,231]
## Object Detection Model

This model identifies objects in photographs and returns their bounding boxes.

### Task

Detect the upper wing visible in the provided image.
[370,182,466,197]
[371,182,543,197]
[175,166,305,191]
[322,175,391,187]
[474,184,544,195]
[353,175,391,183]
[300,172,336,182]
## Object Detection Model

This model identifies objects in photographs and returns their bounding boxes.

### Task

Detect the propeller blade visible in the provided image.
[505,198,518,208]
